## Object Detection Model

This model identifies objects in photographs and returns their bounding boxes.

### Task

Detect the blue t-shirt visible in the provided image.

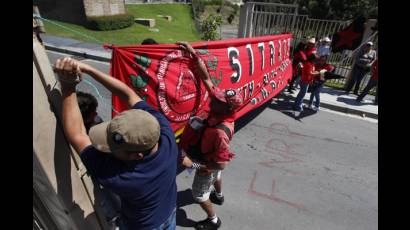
[80,101,179,230]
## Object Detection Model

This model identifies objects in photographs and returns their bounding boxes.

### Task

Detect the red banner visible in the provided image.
[109,34,292,132]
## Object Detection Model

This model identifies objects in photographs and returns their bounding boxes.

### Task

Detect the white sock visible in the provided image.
[209,215,218,223]
[216,192,223,198]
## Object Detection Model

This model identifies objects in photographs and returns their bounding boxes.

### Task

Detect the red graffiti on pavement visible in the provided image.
[248,171,309,212]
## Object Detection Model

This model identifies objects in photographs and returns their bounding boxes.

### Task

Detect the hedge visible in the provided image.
[86,13,134,31]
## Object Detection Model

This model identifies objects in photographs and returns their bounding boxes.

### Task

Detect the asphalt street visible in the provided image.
[47,51,378,230]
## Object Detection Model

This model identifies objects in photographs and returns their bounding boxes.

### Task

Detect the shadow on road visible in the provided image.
[337,96,375,106]
[235,100,271,133]
[268,93,317,121]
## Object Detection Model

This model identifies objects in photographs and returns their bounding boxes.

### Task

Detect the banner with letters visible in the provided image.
[108,33,292,133]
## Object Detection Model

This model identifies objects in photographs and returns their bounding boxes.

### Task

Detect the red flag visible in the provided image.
[331,16,366,53]
[108,34,293,133]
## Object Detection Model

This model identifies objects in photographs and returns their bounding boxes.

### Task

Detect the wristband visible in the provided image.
[191,162,201,170]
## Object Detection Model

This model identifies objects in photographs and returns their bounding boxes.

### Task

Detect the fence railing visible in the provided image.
[238,1,378,95]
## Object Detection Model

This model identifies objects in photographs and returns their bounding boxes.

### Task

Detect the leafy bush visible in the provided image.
[200,14,222,41]
[86,13,134,31]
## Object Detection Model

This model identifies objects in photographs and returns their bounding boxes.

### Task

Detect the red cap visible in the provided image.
[211,87,243,111]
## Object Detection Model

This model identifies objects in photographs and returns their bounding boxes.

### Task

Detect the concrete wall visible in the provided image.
[125,0,183,4]
[83,0,126,17]
[33,34,107,230]
[35,0,126,25]
[35,0,88,25]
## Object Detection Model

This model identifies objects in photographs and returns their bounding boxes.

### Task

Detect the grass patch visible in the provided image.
[43,4,201,45]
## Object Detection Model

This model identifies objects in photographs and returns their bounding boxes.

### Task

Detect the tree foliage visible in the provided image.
[200,14,223,41]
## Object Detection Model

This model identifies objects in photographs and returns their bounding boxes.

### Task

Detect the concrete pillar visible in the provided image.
[33,33,108,230]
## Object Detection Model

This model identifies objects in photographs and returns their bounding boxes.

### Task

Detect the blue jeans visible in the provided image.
[154,209,176,230]
[119,209,176,230]
[294,81,309,111]
[309,82,324,107]
[91,178,121,221]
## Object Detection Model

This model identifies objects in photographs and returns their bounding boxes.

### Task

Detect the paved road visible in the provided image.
[47,51,112,122]
[47,50,378,230]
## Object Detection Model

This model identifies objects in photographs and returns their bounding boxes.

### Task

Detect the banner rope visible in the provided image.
[82,79,120,115]
[33,14,105,45]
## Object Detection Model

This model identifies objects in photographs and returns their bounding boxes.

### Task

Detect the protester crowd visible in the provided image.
[288,36,378,114]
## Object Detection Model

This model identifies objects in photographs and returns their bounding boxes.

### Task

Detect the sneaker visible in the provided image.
[210,192,224,205]
[307,104,314,110]
[195,217,222,230]
[312,106,319,112]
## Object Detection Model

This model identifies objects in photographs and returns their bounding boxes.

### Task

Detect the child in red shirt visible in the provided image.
[293,53,320,112]
[308,55,335,110]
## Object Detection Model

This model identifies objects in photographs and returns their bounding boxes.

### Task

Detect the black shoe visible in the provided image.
[210,192,224,205]
[195,217,222,230]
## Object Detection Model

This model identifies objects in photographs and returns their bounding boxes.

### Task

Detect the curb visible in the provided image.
[44,44,111,63]
[278,93,378,120]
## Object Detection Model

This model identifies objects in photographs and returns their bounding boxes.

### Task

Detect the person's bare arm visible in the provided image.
[55,58,92,154]
[177,41,214,92]
[64,58,142,108]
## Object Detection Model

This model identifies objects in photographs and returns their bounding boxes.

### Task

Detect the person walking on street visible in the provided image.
[287,40,307,93]
[345,42,377,95]
[55,57,179,230]
[293,53,321,113]
[356,58,378,104]
[288,37,316,93]
[177,41,243,230]
[308,55,335,111]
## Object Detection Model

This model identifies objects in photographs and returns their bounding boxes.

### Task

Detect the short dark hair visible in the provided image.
[76,91,98,121]
[141,38,158,45]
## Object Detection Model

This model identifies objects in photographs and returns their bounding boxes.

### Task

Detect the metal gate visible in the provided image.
[238,1,378,95]
[238,2,299,38]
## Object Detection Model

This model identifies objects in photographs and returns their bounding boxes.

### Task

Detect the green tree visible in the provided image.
[200,14,223,41]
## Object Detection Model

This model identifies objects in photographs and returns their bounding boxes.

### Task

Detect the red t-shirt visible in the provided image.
[304,47,317,57]
[314,63,335,80]
[201,121,235,163]
[371,59,378,81]
[315,63,334,72]
[301,62,315,83]
[178,118,235,164]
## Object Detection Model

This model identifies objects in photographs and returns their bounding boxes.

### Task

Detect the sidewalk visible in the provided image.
[43,35,378,119]
[279,86,378,119]
[42,35,111,62]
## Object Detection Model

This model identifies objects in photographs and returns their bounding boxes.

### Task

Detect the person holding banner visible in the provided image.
[288,37,316,94]
[55,57,179,230]
[177,41,243,230]
[293,53,321,113]
[287,41,307,93]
